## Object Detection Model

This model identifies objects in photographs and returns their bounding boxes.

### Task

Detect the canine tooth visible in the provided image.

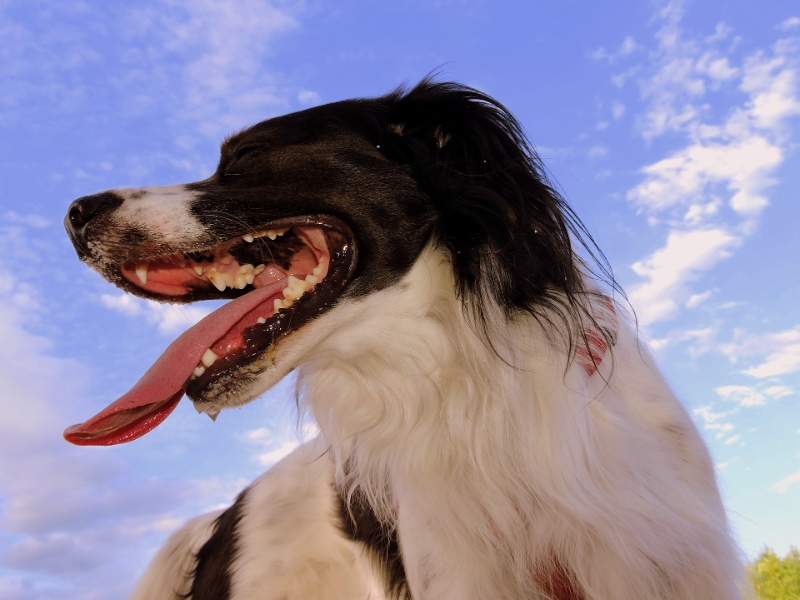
[253,264,266,275]
[193,264,204,276]
[193,366,206,377]
[242,234,254,243]
[257,316,266,324]
[207,268,227,292]
[201,348,219,368]
[135,262,149,285]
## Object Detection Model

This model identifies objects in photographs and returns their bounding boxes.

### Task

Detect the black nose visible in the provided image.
[66,192,122,230]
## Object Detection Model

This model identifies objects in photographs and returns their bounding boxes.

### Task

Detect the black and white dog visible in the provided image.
[64,81,745,599]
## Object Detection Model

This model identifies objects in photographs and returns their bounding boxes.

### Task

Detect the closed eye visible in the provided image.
[223,144,270,177]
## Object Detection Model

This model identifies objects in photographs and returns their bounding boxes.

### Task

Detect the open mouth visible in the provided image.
[64,215,356,446]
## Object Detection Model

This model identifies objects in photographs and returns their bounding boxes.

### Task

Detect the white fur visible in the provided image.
[130,510,221,600]
[135,246,746,599]
[113,185,206,243]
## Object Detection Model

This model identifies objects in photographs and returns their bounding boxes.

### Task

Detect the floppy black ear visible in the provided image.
[374,79,612,339]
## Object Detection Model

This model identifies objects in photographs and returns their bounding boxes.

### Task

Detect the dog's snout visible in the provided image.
[66,192,122,230]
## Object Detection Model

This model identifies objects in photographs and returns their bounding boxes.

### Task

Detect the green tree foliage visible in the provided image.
[749,546,800,600]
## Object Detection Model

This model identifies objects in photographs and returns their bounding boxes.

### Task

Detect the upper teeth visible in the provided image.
[135,262,148,285]
[242,228,289,243]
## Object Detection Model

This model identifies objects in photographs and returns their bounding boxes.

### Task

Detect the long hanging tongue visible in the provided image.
[64,279,287,446]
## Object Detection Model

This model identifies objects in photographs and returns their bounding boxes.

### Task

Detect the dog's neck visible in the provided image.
[298,246,592,597]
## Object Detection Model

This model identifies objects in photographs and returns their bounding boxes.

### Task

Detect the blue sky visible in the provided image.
[1,0,799,597]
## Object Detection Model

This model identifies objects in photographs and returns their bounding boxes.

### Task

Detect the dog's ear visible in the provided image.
[377,79,610,336]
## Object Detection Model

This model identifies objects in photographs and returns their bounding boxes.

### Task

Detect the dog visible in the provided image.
[64,80,745,599]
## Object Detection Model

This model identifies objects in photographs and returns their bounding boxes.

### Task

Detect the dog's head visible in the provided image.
[63,79,602,446]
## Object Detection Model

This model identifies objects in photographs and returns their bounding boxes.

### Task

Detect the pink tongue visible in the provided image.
[64,279,287,446]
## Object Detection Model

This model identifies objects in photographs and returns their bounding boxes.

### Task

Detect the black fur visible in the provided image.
[338,488,410,599]
[184,78,614,353]
[184,489,248,600]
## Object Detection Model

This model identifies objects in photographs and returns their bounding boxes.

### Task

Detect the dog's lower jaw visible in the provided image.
[296,246,744,600]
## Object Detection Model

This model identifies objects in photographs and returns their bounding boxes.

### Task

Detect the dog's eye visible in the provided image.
[223,145,269,177]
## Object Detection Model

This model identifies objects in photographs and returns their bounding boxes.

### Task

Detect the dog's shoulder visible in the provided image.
[132,439,388,600]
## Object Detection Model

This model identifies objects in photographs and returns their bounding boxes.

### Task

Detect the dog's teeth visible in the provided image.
[221,255,233,265]
[201,348,219,368]
[207,268,227,292]
[282,275,308,301]
[257,316,266,324]
[234,273,248,289]
[135,262,149,285]
[304,274,318,285]
[193,264,204,276]
[311,263,324,278]
[253,264,266,275]
[274,298,291,313]
[193,366,206,377]
[242,234,254,243]
[239,264,254,274]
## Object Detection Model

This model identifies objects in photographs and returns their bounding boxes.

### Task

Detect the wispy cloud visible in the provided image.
[769,468,800,493]
[692,404,737,440]
[0,1,302,143]
[0,264,220,598]
[242,422,319,467]
[720,325,800,378]
[618,6,800,326]
[100,293,212,335]
[125,0,300,138]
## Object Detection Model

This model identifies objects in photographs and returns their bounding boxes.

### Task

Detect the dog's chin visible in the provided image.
[64,214,357,445]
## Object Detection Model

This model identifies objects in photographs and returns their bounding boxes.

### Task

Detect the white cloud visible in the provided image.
[769,468,800,493]
[0,264,234,598]
[611,101,626,119]
[100,293,212,334]
[628,135,781,216]
[764,385,793,398]
[692,405,737,436]
[778,17,800,31]
[715,385,766,407]
[685,290,712,308]
[243,421,319,467]
[138,0,300,137]
[298,89,321,105]
[588,144,609,158]
[622,12,800,327]
[629,228,737,324]
[591,35,641,63]
[724,434,741,445]
[720,326,800,378]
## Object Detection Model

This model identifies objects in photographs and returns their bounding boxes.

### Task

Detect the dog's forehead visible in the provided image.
[221,101,368,156]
